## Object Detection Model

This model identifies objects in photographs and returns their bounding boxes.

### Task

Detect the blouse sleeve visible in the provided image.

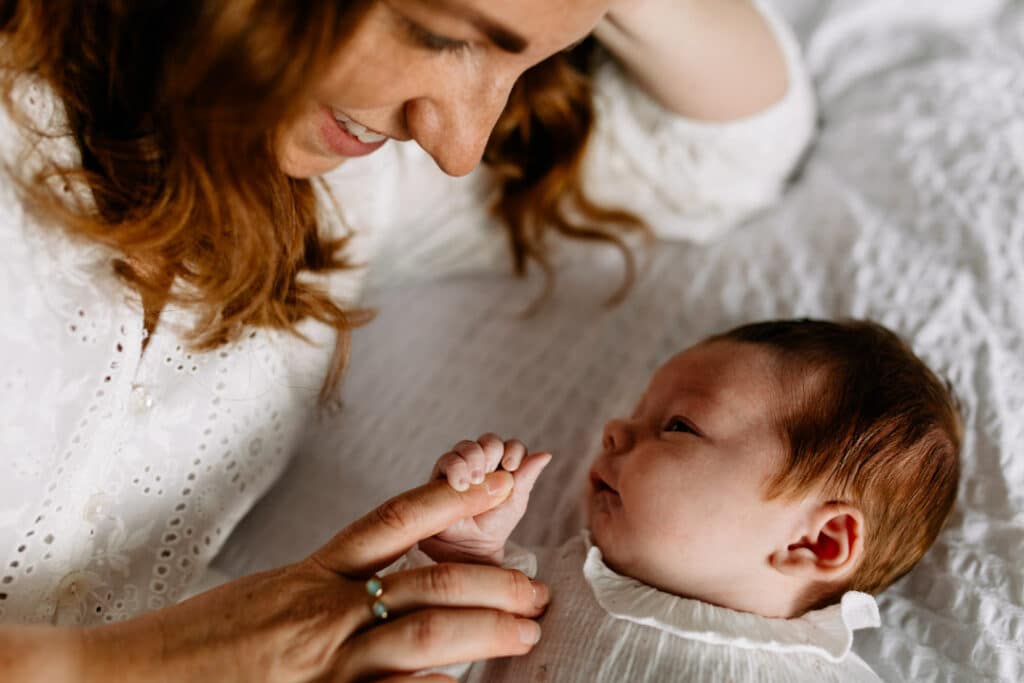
[581,0,816,243]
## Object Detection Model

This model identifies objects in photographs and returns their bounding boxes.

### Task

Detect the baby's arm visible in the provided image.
[419,433,552,565]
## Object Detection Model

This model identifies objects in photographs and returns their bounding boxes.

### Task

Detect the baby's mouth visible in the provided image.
[589,469,619,497]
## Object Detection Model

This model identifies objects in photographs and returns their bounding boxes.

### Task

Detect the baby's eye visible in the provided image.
[663,416,697,435]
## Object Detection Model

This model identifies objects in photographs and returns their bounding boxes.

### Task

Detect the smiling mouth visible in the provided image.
[330,107,388,144]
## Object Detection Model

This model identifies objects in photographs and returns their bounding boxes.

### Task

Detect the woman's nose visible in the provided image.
[602,418,633,455]
[405,71,515,177]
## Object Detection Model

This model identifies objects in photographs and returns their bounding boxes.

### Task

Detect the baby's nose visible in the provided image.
[602,419,632,454]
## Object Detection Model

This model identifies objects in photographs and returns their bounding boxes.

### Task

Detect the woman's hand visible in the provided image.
[594,0,790,121]
[77,472,548,683]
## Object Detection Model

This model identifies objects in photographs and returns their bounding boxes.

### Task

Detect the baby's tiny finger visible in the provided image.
[506,452,552,511]
[434,452,471,492]
[501,439,528,471]
[514,453,552,490]
[453,440,487,485]
[476,433,505,474]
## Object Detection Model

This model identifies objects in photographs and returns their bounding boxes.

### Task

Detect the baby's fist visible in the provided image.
[433,433,532,492]
[422,433,552,564]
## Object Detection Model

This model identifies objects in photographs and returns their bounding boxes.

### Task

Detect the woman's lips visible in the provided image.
[317,105,388,158]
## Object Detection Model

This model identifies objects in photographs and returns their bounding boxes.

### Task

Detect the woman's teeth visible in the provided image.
[331,109,387,144]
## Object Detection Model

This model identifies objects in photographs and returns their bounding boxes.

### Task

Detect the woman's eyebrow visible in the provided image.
[426,0,530,53]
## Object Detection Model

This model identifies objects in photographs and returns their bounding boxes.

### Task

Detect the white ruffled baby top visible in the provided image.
[458,533,882,682]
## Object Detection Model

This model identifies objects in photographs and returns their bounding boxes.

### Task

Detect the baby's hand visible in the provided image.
[419,433,552,565]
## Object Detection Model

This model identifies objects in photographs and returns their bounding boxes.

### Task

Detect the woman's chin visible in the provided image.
[276,122,348,178]
[278,147,347,179]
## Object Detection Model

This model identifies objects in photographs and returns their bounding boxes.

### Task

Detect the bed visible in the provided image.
[214,2,1024,680]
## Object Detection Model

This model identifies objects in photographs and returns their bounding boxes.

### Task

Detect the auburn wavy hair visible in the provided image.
[0,1,643,399]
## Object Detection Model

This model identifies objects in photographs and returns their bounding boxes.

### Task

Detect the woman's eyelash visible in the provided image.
[402,17,470,54]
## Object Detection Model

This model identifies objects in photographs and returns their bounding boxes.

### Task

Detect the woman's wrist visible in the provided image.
[77,578,272,683]
[0,622,164,683]
[77,619,161,683]
[0,625,88,683]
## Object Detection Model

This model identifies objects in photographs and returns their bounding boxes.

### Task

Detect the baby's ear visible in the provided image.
[769,503,864,581]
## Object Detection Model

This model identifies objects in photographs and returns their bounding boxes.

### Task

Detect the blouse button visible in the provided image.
[129,384,155,413]
[53,570,92,625]
[83,493,110,524]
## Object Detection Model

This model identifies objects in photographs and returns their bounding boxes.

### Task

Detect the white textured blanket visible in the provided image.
[215,2,1024,680]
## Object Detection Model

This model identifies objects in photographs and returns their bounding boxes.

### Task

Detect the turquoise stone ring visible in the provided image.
[365,576,388,620]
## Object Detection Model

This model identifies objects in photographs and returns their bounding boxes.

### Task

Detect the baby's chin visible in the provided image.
[585,517,639,580]
[586,521,713,606]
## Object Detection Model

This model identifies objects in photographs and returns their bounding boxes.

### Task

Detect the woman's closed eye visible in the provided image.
[663,416,701,437]
[400,16,471,54]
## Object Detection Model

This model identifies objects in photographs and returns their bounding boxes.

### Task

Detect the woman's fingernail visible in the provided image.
[455,478,469,492]
[471,469,484,484]
[531,581,549,609]
[518,619,541,645]
[485,472,514,496]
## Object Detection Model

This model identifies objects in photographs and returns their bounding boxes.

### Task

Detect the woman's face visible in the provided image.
[276,0,614,178]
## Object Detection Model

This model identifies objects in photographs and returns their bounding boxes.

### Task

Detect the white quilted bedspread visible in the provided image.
[215,2,1024,681]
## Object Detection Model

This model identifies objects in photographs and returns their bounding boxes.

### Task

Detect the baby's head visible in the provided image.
[586,319,960,618]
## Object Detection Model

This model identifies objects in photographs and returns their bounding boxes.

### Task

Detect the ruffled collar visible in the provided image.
[580,532,880,663]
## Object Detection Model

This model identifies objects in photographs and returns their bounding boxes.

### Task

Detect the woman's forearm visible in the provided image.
[0,625,85,682]
[594,0,791,121]
[0,618,170,683]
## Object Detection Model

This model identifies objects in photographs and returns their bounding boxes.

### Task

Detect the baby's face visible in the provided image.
[587,340,803,604]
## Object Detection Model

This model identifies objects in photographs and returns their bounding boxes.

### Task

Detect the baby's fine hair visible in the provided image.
[712,319,961,610]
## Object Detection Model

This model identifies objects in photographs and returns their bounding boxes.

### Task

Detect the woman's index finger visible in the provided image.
[313,471,514,576]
